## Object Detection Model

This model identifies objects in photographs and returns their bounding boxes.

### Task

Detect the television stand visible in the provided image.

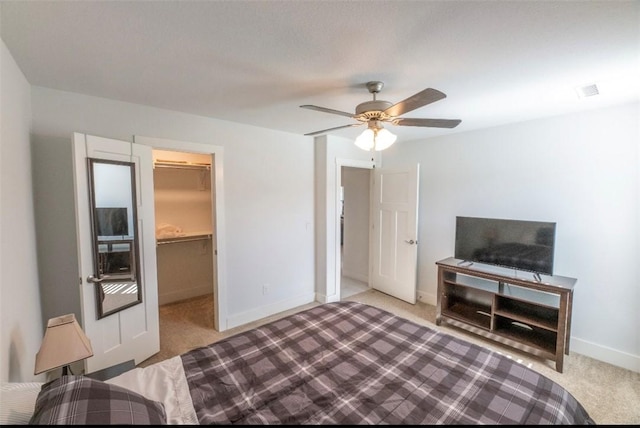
[435,257,577,373]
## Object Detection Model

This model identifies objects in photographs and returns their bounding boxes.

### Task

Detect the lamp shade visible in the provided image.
[34,314,93,375]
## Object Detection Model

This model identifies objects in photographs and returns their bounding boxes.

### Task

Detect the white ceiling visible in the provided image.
[1,1,638,143]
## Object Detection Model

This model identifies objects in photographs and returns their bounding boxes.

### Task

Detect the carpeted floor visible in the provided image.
[139,289,640,424]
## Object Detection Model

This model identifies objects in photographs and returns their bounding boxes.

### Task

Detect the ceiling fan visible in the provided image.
[300,81,461,150]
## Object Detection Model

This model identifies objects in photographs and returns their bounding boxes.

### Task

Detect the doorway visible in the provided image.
[134,135,226,332]
[152,149,215,326]
[334,161,420,305]
[339,166,371,298]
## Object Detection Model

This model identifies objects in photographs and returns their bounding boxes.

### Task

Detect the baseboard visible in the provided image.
[341,271,368,283]
[159,286,212,306]
[417,288,437,306]
[225,292,317,329]
[571,337,640,373]
[315,292,340,304]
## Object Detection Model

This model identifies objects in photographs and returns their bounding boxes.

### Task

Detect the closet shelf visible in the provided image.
[154,160,211,171]
[156,232,212,245]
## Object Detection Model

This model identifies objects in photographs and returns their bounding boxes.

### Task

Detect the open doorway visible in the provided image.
[340,166,371,298]
[134,135,226,333]
[331,159,419,305]
[152,149,215,327]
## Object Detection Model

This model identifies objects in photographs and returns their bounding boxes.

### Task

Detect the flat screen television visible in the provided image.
[96,207,129,237]
[454,216,556,275]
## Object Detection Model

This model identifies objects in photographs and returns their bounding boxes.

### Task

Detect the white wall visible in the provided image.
[0,40,44,382]
[382,102,640,372]
[29,86,315,332]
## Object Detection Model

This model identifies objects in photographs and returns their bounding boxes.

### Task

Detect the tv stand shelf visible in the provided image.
[435,257,577,373]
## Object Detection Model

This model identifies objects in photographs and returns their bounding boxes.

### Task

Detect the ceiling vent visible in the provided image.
[576,83,599,98]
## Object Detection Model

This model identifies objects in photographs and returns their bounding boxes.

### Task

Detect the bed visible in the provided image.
[2,301,594,425]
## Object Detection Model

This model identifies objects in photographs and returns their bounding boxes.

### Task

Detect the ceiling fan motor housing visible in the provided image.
[355,100,394,120]
[355,81,393,120]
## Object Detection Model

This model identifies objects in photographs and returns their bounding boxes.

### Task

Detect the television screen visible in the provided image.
[96,207,129,237]
[454,216,556,275]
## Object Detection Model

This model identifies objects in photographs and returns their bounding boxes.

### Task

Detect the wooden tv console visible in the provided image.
[435,257,576,373]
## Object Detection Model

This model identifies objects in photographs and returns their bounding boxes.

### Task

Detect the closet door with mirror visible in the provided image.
[73,133,160,373]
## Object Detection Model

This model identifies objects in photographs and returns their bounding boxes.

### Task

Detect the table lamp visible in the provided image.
[34,313,94,376]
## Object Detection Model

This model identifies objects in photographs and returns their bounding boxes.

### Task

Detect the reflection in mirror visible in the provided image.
[88,159,142,319]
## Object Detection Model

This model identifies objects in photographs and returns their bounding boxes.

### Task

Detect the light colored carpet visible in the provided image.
[139,290,640,425]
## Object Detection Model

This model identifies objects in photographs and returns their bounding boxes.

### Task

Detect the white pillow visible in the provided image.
[0,382,44,425]
[106,356,198,424]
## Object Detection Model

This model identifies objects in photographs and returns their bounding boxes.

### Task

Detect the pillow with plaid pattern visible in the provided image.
[29,375,166,425]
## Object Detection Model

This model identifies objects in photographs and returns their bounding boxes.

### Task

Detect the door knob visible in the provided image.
[87,275,104,283]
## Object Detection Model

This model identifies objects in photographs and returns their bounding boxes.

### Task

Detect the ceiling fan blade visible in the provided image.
[304,123,363,136]
[393,118,462,128]
[384,88,447,117]
[300,105,355,118]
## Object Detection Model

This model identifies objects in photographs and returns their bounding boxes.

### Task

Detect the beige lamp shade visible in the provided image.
[34,313,94,375]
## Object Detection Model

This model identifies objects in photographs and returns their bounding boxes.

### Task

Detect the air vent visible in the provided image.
[576,84,599,98]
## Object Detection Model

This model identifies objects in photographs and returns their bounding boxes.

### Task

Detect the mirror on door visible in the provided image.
[87,159,142,319]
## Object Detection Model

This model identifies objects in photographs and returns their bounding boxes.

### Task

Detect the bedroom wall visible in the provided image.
[381,102,640,372]
[28,86,315,330]
[0,40,44,382]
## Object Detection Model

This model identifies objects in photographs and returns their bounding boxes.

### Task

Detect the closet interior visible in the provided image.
[152,149,216,319]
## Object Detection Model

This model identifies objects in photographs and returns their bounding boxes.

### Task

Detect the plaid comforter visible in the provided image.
[181,301,594,425]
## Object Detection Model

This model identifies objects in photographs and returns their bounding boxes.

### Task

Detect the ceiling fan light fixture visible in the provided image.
[354,128,375,151]
[354,124,397,151]
[373,128,397,151]
[302,81,460,140]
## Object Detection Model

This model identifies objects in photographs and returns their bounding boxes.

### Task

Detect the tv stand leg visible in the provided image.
[565,290,574,354]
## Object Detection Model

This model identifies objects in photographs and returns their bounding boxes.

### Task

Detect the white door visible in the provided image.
[369,164,419,304]
[73,133,160,373]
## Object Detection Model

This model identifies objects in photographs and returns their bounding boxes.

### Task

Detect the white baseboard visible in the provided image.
[315,292,340,304]
[341,270,368,283]
[417,288,437,306]
[225,292,317,329]
[159,285,212,306]
[571,337,640,373]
